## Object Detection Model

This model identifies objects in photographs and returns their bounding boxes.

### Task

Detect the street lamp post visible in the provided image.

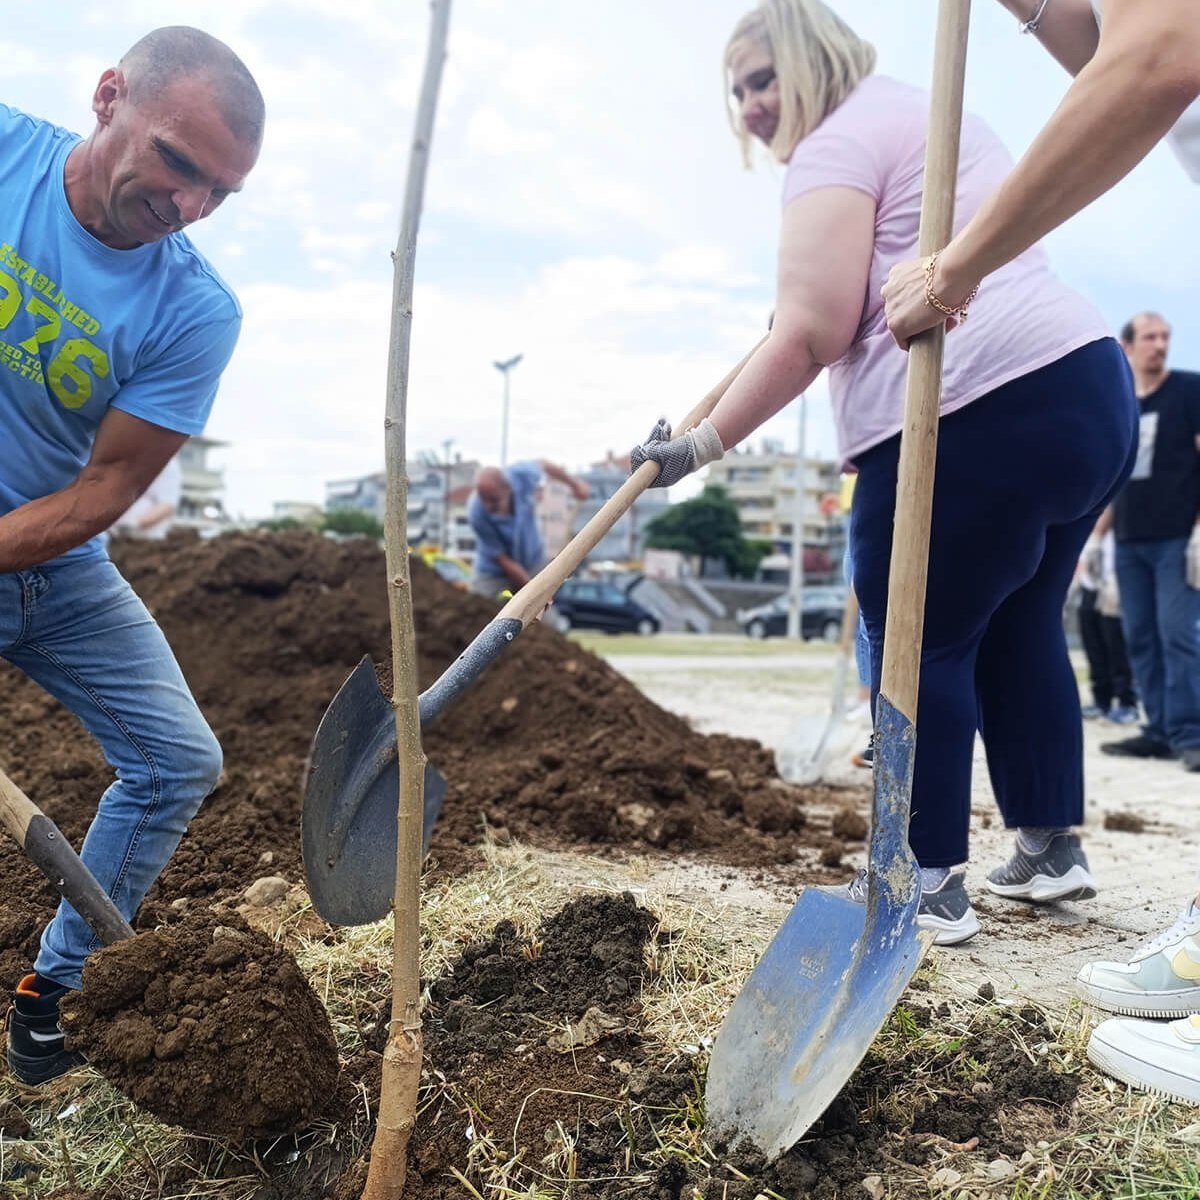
[440,437,454,551]
[493,353,523,466]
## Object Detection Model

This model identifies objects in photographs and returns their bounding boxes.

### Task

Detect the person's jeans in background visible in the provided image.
[1115,536,1200,751]
[842,539,871,689]
[0,557,221,989]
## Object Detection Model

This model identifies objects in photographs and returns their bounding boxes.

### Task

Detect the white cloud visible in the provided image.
[464,106,553,156]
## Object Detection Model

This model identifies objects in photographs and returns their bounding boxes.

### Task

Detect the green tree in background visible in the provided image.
[320,508,385,538]
[643,484,768,579]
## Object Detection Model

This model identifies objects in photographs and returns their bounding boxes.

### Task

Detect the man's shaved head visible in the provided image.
[120,26,264,145]
[475,466,512,514]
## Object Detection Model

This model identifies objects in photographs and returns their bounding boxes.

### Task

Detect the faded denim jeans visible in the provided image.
[0,556,221,988]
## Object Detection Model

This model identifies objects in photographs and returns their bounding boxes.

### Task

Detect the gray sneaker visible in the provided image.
[845,869,979,946]
[987,832,1096,903]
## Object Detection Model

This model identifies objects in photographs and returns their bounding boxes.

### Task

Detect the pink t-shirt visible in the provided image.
[783,75,1111,462]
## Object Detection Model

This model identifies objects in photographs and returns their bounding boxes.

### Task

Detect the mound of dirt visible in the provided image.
[0,530,854,987]
[60,913,338,1138]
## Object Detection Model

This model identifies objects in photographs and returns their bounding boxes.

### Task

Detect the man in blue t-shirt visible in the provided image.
[0,27,263,1085]
[468,460,590,597]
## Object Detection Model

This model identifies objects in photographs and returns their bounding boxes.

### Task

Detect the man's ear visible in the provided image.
[91,67,125,127]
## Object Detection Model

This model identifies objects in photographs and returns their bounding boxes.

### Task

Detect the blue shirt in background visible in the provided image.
[0,103,241,564]
[468,460,544,579]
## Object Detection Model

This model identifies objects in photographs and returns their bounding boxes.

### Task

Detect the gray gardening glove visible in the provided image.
[1080,538,1104,586]
[629,417,725,488]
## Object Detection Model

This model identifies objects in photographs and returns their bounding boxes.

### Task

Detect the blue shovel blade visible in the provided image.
[704,695,934,1160]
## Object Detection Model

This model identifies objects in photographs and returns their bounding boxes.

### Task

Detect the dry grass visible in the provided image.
[2,841,1198,1199]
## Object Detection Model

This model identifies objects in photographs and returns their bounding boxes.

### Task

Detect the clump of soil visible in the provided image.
[831,805,868,841]
[0,531,855,987]
[1104,811,1146,833]
[60,912,338,1138]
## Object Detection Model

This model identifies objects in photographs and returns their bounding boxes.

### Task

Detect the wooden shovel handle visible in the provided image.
[497,337,768,626]
[0,766,136,946]
[878,0,971,722]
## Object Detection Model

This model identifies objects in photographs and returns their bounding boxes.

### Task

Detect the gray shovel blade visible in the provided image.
[704,695,933,1160]
[302,656,445,926]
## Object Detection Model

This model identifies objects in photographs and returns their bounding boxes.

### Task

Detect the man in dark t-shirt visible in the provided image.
[1101,312,1200,772]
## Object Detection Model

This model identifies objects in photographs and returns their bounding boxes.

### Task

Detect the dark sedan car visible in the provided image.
[547,579,660,635]
[737,588,846,641]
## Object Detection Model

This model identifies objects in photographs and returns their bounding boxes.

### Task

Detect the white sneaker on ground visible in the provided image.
[1087,1014,1200,1104]
[1076,904,1200,1018]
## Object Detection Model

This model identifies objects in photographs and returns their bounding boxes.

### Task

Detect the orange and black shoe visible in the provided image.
[852,734,875,770]
[6,973,83,1085]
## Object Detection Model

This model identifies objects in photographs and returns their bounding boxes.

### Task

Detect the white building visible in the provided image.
[705,443,843,578]
[175,436,231,534]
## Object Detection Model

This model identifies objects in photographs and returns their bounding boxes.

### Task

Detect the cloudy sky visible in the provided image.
[7,2,1197,518]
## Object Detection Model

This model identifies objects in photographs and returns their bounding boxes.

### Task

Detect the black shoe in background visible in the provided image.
[1100,734,1176,760]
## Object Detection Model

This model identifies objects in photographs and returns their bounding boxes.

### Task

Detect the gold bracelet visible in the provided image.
[924,252,979,321]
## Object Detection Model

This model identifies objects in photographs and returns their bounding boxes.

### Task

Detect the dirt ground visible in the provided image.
[607,640,1200,1009]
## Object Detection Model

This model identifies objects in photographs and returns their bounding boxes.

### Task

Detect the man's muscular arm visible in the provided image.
[0,409,186,571]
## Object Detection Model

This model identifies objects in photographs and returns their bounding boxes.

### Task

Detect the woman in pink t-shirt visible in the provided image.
[630,0,1138,945]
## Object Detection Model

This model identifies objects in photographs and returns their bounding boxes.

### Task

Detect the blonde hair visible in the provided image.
[725,0,876,167]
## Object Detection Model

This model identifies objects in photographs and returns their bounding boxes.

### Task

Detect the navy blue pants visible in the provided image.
[851,339,1138,867]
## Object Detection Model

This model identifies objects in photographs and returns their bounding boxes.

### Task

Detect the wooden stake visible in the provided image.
[362,3,451,1197]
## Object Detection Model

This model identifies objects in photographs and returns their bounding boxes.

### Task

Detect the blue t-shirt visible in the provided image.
[0,103,241,564]
[467,461,544,577]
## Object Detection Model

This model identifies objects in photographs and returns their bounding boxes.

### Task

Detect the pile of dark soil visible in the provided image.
[59,912,338,1137]
[328,898,1081,1200]
[0,530,858,986]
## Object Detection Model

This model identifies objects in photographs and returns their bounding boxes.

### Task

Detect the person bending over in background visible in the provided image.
[469,460,589,598]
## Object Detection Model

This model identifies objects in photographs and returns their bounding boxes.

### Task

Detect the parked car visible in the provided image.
[546,579,660,635]
[737,588,847,641]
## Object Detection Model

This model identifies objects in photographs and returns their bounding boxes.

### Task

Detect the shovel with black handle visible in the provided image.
[703,0,971,1158]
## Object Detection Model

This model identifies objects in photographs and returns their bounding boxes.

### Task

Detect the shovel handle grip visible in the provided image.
[0,767,136,946]
[496,337,767,628]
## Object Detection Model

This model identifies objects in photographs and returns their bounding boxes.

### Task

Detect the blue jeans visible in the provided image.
[1115,537,1200,751]
[0,557,221,988]
[842,539,871,688]
[852,339,1137,867]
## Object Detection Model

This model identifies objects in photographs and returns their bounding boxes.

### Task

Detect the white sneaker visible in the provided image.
[1087,1014,1200,1104]
[1076,904,1200,1018]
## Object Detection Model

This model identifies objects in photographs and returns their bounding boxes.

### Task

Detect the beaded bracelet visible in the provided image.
[924,252,979,322]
